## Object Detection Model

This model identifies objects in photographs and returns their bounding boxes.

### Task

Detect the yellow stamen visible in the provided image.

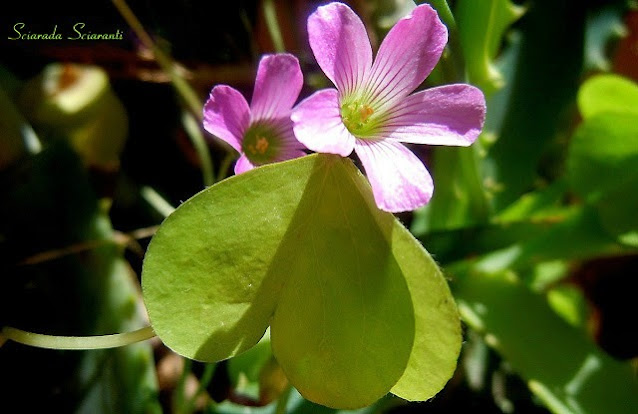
[255,136,269,154]
[359,105,374,122]
[341,101,376,136]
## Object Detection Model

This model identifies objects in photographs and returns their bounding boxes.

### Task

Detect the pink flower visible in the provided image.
[204,53,306,174]
[291,2,486,212]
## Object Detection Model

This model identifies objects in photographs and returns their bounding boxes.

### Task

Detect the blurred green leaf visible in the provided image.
[547,285,589,329]
[473,207,633,274]
[568,109,638,243]
[413,145,490,233]
[578,74,638,119]
[495,179,568,223]
[569,114,638,198]
[455,0,524,94]
[18,63,128,170]
[570,75,638,245]
[455,271,638,414]
[528,261,569,292]
[142,154,461,409]
[228,330,273,389]
[483,0,585,210]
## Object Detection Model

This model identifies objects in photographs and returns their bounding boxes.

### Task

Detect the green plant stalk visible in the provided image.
[263,0,285,52]
[112,0,218,188]
[459,145,490,221]
[141,186,176,218]
[111,0,202,119]
[217,152,236,182]
[174,358,192,414]
[1,326,155,350]
[184,363,217,413]
[183,112,215,186]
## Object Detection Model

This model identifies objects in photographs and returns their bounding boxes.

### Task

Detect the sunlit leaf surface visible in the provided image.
[142,154,461,408]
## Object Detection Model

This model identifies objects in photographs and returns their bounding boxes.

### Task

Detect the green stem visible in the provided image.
[217,153,236,182]
[263,0,285,52]
[112,0,221,186]
[174,358,192,414]
[141,186,176,217]
[1,326,155,350]
[111,0,203,120]
[182,112,215,187]
[459,145,490,221]
[184,363,217,413]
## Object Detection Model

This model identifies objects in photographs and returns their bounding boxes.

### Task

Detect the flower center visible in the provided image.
[242,123,280,165]
[340,100,377,138]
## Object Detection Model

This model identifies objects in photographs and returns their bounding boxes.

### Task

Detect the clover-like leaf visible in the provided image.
[568,75,638,243]
[142,154,460,408]
[578,74,638,120]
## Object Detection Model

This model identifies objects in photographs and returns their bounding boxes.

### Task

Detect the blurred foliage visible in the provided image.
[18,63,128,170]
[1,0,637,413]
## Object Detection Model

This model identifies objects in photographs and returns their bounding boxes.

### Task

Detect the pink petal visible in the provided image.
[291,89,355,157]
[355,139,433,213]
[234,154,255,174]
[250,54,303,122]
[307,2,372,96]
[366,4,447,110]
[379,84,486,146]
[203,85,251,152]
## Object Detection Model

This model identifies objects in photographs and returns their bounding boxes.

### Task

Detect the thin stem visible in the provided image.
[111,0,203,120]
[174,358,193,414]
[19,239,108,266]
[112,0,221,186]
[17,226,159,266]
[182,111,215,187]
[1,326,156,350]
[217,153,236,182]
[263,0,285,52]
[141,186,176,218]
[184,363,217,413]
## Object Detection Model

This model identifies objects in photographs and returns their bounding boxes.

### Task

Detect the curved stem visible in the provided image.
[141,186,176,218]
[217,153,236,182]
[182,111,215,187]
[1,326,156,350]
[111,0,203,120]
[112,0,222,188]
